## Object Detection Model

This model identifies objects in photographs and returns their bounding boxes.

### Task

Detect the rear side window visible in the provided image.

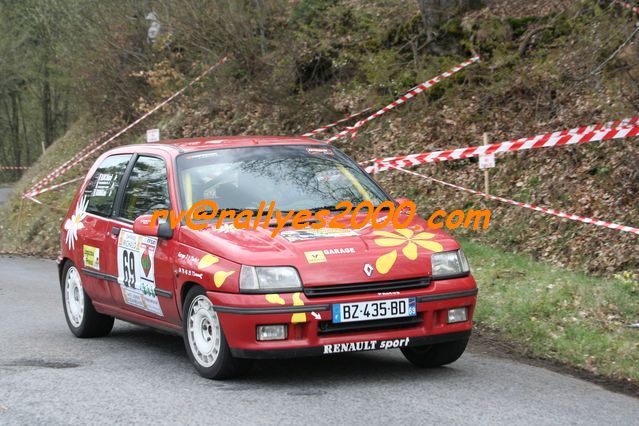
[119,156,170,221]
[83,154,132,217]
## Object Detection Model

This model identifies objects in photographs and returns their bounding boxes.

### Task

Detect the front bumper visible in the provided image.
[207,276,477,359]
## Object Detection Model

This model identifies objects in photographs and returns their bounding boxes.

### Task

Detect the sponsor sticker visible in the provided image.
[92,173,115,197]
[177,251,200,265]
[323,337,410,354]
[323,247,355,255]
[280,228,359,242]
[117,229,163,316]
[83,245,100,270]
[305,247,356,263]
[186,152,219,160]
[304,250,327,264]
[178,267,203,279]
[306,147,334,155]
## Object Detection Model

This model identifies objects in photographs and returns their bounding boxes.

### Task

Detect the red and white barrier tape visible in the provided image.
[613,0,639,15]
[392,166,639,235]
[27,177,84,199]
[302,108,371,137]
[0,166,29,170]
[326,55,480,143]
[28,128,114,196]
[24,55,229,199]
[365,119,639,172]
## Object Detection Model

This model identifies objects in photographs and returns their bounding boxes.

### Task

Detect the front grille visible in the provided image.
[318,314,423,335]
[303,277,430,298]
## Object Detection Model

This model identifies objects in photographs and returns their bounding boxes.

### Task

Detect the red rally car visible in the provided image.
[58,136,477,379]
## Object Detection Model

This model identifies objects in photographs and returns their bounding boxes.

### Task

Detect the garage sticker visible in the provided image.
[117,229,163,316]
[83,245,100,270]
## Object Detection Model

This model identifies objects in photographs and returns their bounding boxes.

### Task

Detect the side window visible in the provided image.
[120,156,170,221]
[83,154,132,217]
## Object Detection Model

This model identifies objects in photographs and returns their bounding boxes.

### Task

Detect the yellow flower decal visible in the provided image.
[196,254,234,289]
[265,292,307,323]
[198,254,219,269]
[373,229,444,274]
[291,292,307,324]
[213,271,235,288]
[265,294,285,305]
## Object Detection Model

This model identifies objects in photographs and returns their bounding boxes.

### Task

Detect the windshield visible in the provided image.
[176,145,390,212]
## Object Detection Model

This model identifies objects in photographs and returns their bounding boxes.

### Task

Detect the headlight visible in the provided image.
[239,266,302,292]
[431,250,470,279]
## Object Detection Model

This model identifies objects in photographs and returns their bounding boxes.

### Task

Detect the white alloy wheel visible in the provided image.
[65,266,85,327]
[187,295,221,368]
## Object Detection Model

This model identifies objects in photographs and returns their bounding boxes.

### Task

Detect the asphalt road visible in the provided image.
[0,257,637,425]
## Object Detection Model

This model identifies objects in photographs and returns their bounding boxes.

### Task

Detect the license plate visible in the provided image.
[332,298,416,323]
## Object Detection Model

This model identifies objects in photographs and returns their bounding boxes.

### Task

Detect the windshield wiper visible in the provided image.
[217,207,262,214]
[308,205,347,212]
[373,203,393,211]
[308,203,392,213]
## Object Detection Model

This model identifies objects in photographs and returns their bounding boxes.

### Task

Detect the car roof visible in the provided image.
[132,135,327,154]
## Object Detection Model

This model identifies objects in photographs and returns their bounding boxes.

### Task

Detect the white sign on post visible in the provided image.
[479,153,495,169]
[146,128,160,143]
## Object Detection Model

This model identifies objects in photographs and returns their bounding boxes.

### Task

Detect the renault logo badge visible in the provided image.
[363,263,374,277]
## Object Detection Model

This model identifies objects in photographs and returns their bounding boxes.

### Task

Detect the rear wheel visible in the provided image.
[401,337,469,368]
[61,261,114,338]
[182,286,250,379]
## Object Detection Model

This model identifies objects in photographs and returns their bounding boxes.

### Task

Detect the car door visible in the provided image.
[105,154,180,324]
[76,153,132,305]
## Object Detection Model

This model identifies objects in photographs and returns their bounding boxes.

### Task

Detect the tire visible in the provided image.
[61,261,114,338]
[401,337,469,368]
[182,286,251,379]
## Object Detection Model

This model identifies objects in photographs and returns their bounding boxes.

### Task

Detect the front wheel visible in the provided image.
[182,286,251,379]
[401,337,469,368]
[61,261,114,338]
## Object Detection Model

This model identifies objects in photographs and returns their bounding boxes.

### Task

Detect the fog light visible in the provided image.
[256,325,287,341]
[447,307,468,324]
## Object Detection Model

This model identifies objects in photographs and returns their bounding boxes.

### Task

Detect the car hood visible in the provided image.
[179,216,460,286]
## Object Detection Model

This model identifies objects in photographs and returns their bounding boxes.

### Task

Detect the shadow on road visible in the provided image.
[105,324,464,386]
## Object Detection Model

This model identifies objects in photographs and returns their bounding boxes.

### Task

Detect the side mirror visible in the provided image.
[133,215,173,239]
[394,197,414,214]
[394,197,413,205]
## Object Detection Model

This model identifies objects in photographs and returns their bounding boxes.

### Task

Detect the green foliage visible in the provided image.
[475,19,513,51]
[464,239,639,382]
[506,16,540,38]
[360,50,414,96]
[380,14,423,48]
[292,0,338,26]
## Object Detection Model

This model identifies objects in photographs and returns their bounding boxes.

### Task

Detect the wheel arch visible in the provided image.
[179,281,204,318]
[58,257,72,286]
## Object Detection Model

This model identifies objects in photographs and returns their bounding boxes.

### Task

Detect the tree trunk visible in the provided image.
[42,66,53,148]
[416,0,475,42]
[18,95,30,164]
[3,91,22,172]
